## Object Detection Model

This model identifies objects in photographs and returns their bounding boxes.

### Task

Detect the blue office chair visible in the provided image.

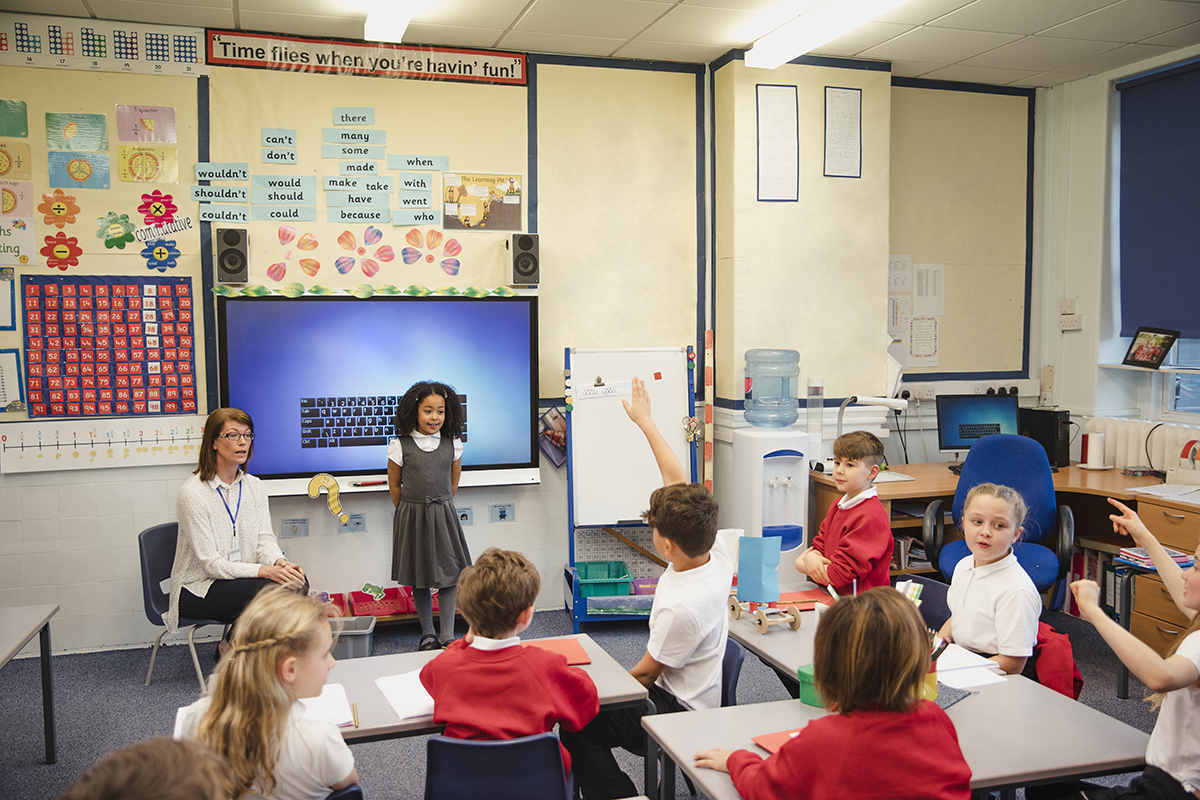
[922,434,1074,596]
[424,731,572,800]
[138,523,227,695]
[326,784,364,800]
[905,574,951,631]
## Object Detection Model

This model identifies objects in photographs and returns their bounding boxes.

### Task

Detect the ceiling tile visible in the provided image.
[0,0,91,16]
[809,21,915,57]
[859,26,1021,63]
[1007,70,1089,86]
[403,23,509,49]
[919,63,1041,84]
[87,1,235,27]
[516,0,671,39]
[1059,41,1177,71]
[238,0,365,14]
[875,0,978,26]
[681,0,814,12]
[613,38,731,61]
[639,4,761,45]
[408,0,533,30]
[888,58,948,77]
[497,29,628,58]
[1143,18,1200,43]
[1042,0,1200,42]
[929,0,1118,35]
[239,11,367,40]
[961,35,1122,71]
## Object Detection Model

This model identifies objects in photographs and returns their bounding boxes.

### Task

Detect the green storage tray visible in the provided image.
[576,560,633,597]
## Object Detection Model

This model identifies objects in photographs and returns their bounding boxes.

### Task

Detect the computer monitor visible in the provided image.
[935,394,1019,455]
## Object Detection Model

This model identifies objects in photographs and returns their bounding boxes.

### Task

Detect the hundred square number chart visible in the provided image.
[21,275,198,418]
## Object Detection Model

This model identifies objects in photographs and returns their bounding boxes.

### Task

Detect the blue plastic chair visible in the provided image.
[424,731,572,800]
[326,784,364,800]
[922,434,1074,595]
[138,523,227,694]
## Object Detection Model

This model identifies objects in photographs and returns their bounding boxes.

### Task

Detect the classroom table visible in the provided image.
[332,633,655,790]
[728,577,819,691]
[0,604,59,763]
[642,675,1149,800]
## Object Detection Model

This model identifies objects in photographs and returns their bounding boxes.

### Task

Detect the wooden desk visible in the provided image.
[0,604,59,763]
[333,633,655,790]
[642,677,1149,800]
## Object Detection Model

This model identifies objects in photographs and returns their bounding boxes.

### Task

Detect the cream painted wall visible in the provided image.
[713,59,892,402]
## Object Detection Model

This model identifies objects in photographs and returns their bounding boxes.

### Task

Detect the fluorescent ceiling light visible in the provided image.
[746,0,913,70]
[364,1,413,44]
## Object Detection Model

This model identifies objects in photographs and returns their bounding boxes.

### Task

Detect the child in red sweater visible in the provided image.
[795,430,893,595]
[693,587,972,800]
[419,547,599,775]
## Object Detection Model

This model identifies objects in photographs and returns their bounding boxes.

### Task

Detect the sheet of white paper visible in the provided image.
[375,670,435,720]
[0,270,15,327]
[914,264,945,316]
[888,337,910,368]
[756,84,798,201]
[0,349,21,408]
[1133,484,1200,501]
[873,471,916,483]
[301,683,354,728]
[172,705,189,739]
[823,86,861,178]
[888,295,911,335]
[938,666,1007,689]
[908,317,939,367]
[888,254,912,292]
[575,379,633,402]
[935,643,1003,672]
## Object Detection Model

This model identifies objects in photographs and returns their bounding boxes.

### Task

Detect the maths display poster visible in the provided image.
[0,141,32,180]
[118,144,178,183]
[48,151,110,189]
[45,112,108,151]
[21,274,197,418]
[0,99,27,137]
[116,104,176,143]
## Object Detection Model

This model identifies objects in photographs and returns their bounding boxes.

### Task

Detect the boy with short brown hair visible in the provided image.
[796,430,894,594]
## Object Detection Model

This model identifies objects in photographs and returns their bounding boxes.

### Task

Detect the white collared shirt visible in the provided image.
[947,551,1040,657]
[387,431,463,466]
[468,634,521,651]
[838,485,879,510]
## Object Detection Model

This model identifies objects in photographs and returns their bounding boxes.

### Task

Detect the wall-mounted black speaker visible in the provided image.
[507,232,539,286]
[215,228,248,284]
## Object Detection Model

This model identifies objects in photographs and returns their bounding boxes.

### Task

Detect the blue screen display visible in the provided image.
[935,394,1019,452]
[218,296,537,478]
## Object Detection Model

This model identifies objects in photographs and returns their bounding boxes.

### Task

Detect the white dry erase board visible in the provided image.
[568,347,692,527]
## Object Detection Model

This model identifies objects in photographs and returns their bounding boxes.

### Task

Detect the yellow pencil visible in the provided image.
[352,702,359,728]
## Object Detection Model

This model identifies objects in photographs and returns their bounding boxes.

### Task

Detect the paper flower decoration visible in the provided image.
[400,228,462,276]
[96,211,136,250]
[137,190,178,227]
[141,238,180,272]
[40,232,83,271]
[334,226,395,277]
[37,189,80,229]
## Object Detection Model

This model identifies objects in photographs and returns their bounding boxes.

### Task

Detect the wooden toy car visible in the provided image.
[728,595,802,634]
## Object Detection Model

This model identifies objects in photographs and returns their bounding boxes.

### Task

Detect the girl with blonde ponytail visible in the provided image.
[175,586,358,800]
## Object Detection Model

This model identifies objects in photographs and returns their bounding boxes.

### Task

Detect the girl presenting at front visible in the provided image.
[693,588,971,799]
[1028,498,1200,800]
[176,587,358,800]
[938,483,1041,676]
[388,381,472,651]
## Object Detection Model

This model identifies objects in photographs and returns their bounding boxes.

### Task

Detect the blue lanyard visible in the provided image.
[216,481,242,535]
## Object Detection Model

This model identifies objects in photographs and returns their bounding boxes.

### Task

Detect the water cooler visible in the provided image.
[725,427,809,565]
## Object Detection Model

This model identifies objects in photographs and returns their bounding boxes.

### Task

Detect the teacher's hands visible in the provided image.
[260,559,306,586]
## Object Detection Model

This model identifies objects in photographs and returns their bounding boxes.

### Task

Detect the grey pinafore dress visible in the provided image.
[391,434,471,588]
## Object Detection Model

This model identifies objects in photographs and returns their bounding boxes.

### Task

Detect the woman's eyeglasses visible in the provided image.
[217,432,254,442]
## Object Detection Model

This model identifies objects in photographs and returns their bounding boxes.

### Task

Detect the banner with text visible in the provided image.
[206,30,526,85]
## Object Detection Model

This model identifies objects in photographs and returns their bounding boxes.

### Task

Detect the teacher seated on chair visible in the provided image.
[167,407,307,660]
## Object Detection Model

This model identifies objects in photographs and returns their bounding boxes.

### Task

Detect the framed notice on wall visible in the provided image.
[21,275,198,418]
[756,84,799,202]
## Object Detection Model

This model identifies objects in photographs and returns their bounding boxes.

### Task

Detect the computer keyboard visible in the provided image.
[947,462,963,475]
[298,395,466,449]
[956,422,1002,440]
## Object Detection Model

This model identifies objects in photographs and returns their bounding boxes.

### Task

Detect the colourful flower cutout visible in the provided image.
[401,228,462,276]
[40,232,83,271]
[96,211,136,250]
[137,190,178,227]
[335,226,395,277]
[141,238,180,273]
[38,189,80,229]
[266,225,322,282]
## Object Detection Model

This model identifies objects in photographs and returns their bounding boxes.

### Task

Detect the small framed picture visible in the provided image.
[1122,326,1180,369]
[538,406,567,468]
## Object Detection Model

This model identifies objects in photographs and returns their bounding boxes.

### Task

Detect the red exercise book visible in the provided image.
[752,728,804,754]
[524,637,592,665]
[777,589,835,610]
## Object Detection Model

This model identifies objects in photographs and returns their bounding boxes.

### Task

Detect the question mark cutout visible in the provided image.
[307,473,350,524]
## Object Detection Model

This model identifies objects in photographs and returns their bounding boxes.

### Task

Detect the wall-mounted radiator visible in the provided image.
[1084,417,1200,471]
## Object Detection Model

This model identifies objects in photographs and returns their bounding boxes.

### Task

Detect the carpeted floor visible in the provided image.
[0,607,1160,799]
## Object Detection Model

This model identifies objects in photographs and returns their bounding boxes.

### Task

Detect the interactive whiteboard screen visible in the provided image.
[218,296,537,480]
